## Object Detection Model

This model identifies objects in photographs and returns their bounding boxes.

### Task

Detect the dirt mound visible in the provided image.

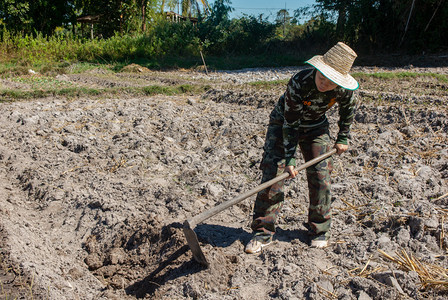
[84,219,188,298]
[121,64,151,73]
[0,67,447,299]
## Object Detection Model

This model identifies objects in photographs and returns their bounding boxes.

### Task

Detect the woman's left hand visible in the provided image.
[334,143,348,155]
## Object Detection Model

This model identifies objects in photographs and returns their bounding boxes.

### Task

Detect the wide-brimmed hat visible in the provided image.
[305,42,359,90]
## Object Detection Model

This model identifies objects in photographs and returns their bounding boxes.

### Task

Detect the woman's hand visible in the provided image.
[334,143,348,155]
[285,165,298,179]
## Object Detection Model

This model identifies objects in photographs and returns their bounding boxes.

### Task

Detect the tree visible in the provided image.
[197,0,233,54]
[180,0,209,17]
[312,0,448,52]
[141,0,148,32]
[275,9,291,37]
[315,0,351,39]
[0,0,73,36]
[181,0,191,16]
[0,0,31,34]
[75,0,151,37]
[226,15,276,53]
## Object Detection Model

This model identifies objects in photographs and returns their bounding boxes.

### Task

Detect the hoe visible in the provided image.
[183,149,336,267]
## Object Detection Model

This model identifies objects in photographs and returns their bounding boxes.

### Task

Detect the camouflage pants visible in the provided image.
[251,119,333,238]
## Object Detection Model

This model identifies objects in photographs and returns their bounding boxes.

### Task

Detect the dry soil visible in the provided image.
[0,64,447,299]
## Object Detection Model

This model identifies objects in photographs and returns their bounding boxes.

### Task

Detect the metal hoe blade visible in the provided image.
[183,220,209,267]
[183,149,337,267]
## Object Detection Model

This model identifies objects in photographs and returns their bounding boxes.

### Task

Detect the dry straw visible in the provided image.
[378,249,448,290]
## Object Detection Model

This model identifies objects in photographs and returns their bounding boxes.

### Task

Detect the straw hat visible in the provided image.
[305,42,359,90]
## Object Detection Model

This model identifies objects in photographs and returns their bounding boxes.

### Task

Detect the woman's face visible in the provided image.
[315,70,338,92]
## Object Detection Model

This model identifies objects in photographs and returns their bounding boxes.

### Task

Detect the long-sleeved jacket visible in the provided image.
[271,68,357,166]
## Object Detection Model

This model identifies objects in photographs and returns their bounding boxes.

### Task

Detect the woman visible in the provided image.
[245,42,359,253]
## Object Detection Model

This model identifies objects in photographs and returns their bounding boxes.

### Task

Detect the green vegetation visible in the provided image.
[0,1,446,102]
[2,67,446,102]
[9,75,74,88]
[0,82,211,102]
[0,0,447,72]
[247,79,289,88]
[0,27,302,70]
[353,72,448,82]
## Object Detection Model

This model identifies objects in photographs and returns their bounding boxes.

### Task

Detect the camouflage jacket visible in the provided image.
[271,68,357,166]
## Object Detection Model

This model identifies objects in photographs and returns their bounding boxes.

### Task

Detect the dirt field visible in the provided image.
[0,63,447,299]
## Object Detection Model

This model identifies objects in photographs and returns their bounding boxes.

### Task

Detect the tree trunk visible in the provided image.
[161,0,165,14]
[141,0,147,32]
[119,1,123,34]
[336,6,346,39]
[400,0,416,46]
[425,0,444,32]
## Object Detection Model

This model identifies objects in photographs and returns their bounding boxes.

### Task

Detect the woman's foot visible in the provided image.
[245,234,273,254]
[310,233,329,248]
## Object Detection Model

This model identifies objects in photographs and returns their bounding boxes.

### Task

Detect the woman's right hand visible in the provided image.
[285,165,298,179]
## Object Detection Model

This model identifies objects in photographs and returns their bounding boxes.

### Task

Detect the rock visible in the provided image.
[377,234,393,249]
[385,276,405,294]
[68,267,84,280]
[409,216,425,238]
[394,228,411,246]
[318,279,334,294]
[108,248,126,265]
[204,183,223,197]
[424,216,439,229]
[283,265,294,275]
[358,291,372,300]
[84,253,103,270]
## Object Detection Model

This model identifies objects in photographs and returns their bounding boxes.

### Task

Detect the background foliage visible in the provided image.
[0,0,446,68]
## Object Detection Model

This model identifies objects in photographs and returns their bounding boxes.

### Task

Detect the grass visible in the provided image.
[247,79,288,88]
[352,71,448,82]
[0,49,308,75]
[2,68,445,102]
[0,83,212,101]
[142,84,204,96]
[0,61,114,78]
[198,53,306,70]
[1,57,446,102]
[9,75,74,89]
[66,62,114,74]
[101,53,307,71]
